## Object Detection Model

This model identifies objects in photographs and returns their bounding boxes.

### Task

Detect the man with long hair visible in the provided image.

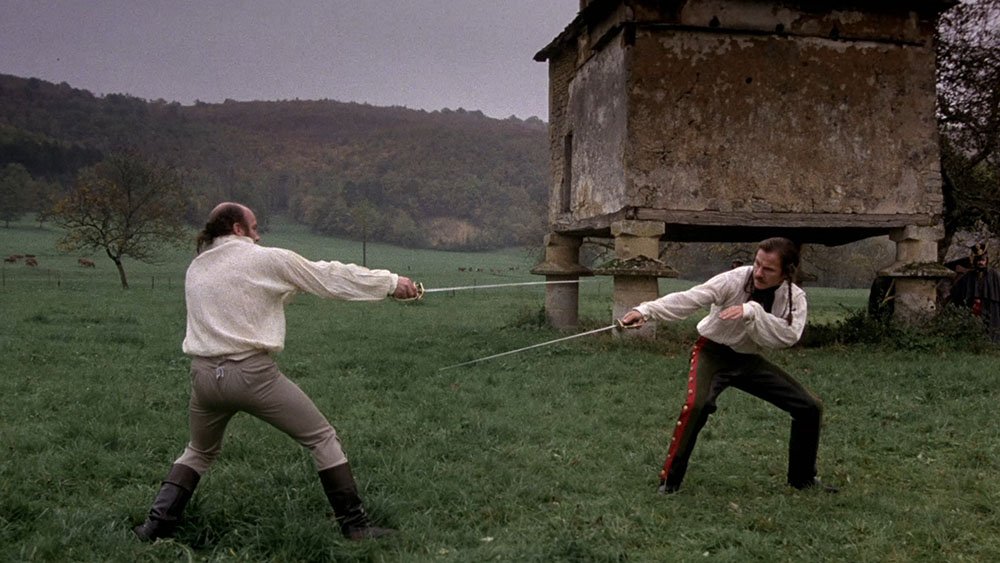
[620,237,835,494]
[133,202,418,542]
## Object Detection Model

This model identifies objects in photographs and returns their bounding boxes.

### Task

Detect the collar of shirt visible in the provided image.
[208,234,255,250]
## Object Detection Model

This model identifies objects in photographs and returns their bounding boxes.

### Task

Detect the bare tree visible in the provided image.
[937,0,1000,256]
[50,150,189,289]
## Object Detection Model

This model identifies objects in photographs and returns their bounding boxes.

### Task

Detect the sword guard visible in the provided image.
[615,318,642,330]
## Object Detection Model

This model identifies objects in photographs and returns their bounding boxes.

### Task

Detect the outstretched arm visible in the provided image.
[627,269,742,325]
[273,248,402,301]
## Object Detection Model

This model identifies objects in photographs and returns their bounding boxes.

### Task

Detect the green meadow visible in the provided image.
[2,219,998,562]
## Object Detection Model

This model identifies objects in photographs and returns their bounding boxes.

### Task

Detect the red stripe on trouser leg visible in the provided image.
[659,337,707,482]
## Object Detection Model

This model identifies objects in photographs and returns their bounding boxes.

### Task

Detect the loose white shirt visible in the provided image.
[182,235,399,358]
[634,265,807,354]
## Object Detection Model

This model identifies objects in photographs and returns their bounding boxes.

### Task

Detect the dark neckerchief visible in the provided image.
[749,284,780,314]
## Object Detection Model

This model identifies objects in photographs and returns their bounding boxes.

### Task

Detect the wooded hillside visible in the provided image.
[0,73,550,249]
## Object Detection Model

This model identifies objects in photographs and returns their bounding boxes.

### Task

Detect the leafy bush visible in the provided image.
[803,304,994,353]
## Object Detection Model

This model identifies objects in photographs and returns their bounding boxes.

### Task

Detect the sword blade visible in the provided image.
[424,279,593,294]
[439,324,618,371]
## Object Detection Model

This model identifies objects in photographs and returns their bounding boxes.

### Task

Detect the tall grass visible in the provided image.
[2,219,998,562]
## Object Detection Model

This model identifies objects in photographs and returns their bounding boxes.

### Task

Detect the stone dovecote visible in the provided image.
[532,0,956,328]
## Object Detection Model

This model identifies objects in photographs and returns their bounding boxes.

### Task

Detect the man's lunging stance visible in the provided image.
[133,202,419,542]
[620,237,836,494]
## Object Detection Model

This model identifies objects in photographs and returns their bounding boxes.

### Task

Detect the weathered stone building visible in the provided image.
[532,0,955,328]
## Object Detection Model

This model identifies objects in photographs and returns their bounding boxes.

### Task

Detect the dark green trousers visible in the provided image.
[658,337,824,492]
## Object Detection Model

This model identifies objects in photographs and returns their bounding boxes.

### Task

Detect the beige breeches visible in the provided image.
[175,354,347,474]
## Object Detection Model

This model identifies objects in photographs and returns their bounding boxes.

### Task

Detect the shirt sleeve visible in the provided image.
[741,287,807,349]
[273,248,398,301]
[634,270,736,322]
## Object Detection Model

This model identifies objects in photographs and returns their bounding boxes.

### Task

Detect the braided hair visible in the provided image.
[196,203,248,254]
[742,237,800,325]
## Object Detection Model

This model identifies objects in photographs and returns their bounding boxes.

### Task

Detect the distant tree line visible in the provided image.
[0,73,549,250]
[0,0,996,272]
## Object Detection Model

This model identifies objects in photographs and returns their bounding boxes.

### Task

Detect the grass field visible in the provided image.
[2,218,998,562]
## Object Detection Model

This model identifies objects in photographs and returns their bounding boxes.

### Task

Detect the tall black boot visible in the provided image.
[318,463,396,540]
[786,406,822,488]
[133,464,201,541]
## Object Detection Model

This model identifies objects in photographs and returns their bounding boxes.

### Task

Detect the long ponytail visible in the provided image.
[196,203,247,253]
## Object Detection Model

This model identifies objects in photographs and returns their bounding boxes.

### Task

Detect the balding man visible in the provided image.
[133,202,418,542]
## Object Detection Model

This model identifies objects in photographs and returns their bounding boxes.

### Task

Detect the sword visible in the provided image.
[439,321,629,371]
[401,279,596,301]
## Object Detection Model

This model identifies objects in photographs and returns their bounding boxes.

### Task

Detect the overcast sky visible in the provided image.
[0,1,579,120]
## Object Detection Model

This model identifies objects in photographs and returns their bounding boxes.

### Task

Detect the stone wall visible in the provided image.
[627,27,942,217]
[565,30,630,220]
[542,0,947,237]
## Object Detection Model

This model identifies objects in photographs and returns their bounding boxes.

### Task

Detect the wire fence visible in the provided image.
[0,264,181,291]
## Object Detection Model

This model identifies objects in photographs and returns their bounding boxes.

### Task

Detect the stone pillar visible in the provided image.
[595,220,676,338]
[612,276,661,338]
[531,233,591,329]
[879,225,954,324]
[611,220,663,319]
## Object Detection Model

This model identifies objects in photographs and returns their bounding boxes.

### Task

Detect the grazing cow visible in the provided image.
[79,258,96,268]
[24,257,38,267]
[3,255,17,264]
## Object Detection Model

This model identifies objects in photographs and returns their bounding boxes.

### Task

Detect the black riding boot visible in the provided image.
[133,464,201,541]
[318,463,396,540]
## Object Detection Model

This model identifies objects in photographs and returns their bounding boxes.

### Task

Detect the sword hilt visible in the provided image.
[615,318,643,330]
[395,282,425,302]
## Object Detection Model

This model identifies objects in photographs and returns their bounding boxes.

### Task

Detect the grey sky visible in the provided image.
[0,1,578,120]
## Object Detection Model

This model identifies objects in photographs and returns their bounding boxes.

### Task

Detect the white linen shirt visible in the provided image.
[633,265,807,354]
[182,235,399,358]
